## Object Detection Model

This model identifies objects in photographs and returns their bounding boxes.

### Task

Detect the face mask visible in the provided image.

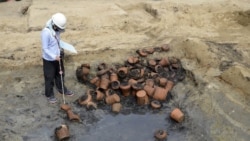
[52,24,65,32]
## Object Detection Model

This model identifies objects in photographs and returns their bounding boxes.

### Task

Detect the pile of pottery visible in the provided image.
[76,44,185,112]
[74,44,186,140]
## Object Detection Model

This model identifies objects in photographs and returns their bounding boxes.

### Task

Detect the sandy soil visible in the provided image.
[0,0,250,141]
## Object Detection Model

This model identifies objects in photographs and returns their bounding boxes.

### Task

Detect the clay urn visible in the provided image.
[94,88,105,101]
[100,77,110,90]
[158,78,168,87]
[140,68,145,77]
[145,47,155,54]
[119,82,131,96]
[55,124,70,141]
[111,80,120,90]
[60,104,71,112]
[161,44,170,51]
[171,63,179,69]
[97,69,109,76]
[165,80,174,91]
[110,72,118,82]
[136,49,148,57]
[151,100,162,109]
[148,59,157,68]
[127,56,139,64]
[169,57,178,64]
[145,79,155,87]
[105,88,114,97]
[153,86,168,101]
[97,62,107,70]
[86,101,97,110]
[128,78,137,85]
[78,91,92,106]
[154,129,167,140]
[137,77,145,83]
[81,63,90,75]
[90,76,100,87]
[118,67,128,78]
[136,90,149,105]
[112,103,122,113]
[154,65,164,73]
[66,110,80,122]
[131,83,143,97]
[143,85,155,97]
[170,108,184,123]
[158,57,170,67]
[150,72,158,78]
[105,94,120,105]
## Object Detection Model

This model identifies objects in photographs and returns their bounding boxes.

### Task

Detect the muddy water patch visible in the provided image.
[72,113,185,141]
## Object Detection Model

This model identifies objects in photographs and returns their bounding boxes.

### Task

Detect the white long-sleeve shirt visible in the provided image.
[41,19,61,61]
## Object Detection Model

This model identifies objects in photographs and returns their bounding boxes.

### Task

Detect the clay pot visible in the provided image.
[119,82,131,96]
[165,80,174,91]
[136,90,149,105]
[127,56,139,64]
[151,100,161,109]
[78,92,92,106]
[136,49,148,57]
[148,59,157,67]
[100,77,110,90]
[55,124,70,141]
[110,72,118,82]
[97,69,109,76]
[105,88,114,97]
[82,67,90,75]
[118,67,128,78]
[154,129,167,140]
[169,57,178,64]
[145,47,155,54]
[158,57,170,67]
[150,72,158,78]
[129,68,141,79]
[128,78,137,85]
[170,108,184,123]
[66,110,80,122]
[112,103,122,113]
[60,104,71,112]
[132,83,143,91]
[105,94,120,105]
[171,63,179,69]
[140,68,145,77]
[110,80,120,90]
[153,86,168,101]
[154,65,164,73]
[137,77,145,83]
[90,76,100,87]
[86,101,97,110]
[158,78,168,87]
[95,88,105,101]
[143,85,155,97]
[97,62,107,70]
[145,79,154,87]
[161,44,170,51]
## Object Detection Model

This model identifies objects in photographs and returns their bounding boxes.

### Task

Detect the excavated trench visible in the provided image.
[0,41,249,141]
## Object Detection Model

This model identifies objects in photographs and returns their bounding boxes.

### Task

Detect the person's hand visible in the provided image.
[55,56,61,61]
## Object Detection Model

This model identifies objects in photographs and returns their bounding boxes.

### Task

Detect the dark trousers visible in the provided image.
[43,59,67,97]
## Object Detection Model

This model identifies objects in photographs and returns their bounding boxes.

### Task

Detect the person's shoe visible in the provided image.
[59,90,74,96]
[47,96,57,104]
[65,90,74,96]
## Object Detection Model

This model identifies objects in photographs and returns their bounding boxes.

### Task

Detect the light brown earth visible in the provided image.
[0,0,250,141]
